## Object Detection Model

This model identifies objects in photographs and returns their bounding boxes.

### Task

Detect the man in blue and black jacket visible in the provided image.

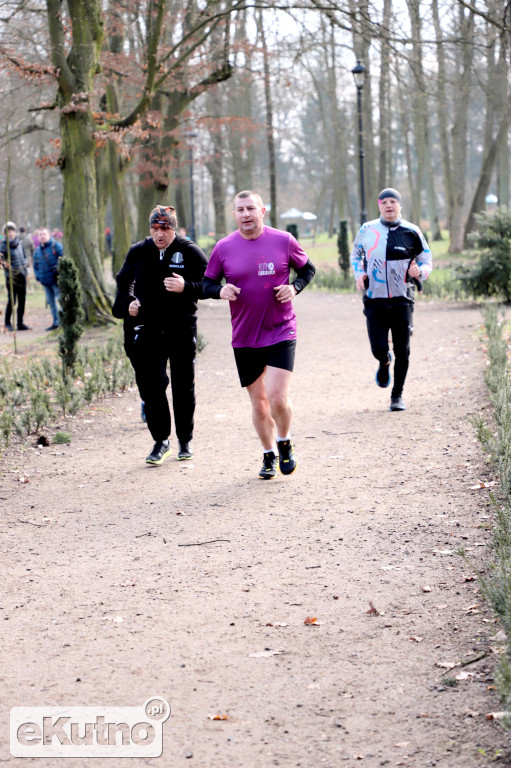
[33,227,63,331]
[351,188,433,412]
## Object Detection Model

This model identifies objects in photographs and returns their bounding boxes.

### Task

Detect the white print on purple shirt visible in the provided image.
[258,261,275,276]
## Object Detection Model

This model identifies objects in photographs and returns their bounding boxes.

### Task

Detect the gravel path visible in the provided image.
[1,292,509,767]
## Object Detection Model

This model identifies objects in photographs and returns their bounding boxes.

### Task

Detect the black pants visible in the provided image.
[4,273,26,327]
[363,299,413,398]
[130,325,197,444]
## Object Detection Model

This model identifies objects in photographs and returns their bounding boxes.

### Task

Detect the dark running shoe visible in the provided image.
[390,396,406,411]
[146,440,171,465]
[4,323,13,332]
[46,324,59,331]
[178,441,194,460]
[376,352,392,388]
[277,439,296,476]
[18,324,31,331]
[259,450,277,479]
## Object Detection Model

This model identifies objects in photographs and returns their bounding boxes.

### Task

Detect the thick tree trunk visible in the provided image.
[60,111,112,322]
[47,0,112,323]
[95,145,109,262]
[108,140,132,274]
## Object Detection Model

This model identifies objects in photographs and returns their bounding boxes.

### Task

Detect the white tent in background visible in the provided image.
[302,211,317,221]
[280,208,303,219]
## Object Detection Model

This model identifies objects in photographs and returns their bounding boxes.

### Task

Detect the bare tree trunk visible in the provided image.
[258,9,277,227]
[407,0,441,239]
[497,133,510,206]
[449,6,475,253]
[396,67,419,222]
[205,89,227,240]
[378,0,392,189]
[432,0,454,233]
[464,42,510,242]
[349,0,377,218]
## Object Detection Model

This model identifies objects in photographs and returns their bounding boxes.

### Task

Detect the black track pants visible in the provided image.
[363,300,413,398]
[131,326,197,444]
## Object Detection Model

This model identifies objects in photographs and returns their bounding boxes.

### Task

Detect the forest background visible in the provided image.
[0,0,510,323]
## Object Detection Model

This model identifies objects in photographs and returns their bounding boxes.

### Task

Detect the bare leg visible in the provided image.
[246,370,275,451]
[265,366,293,438]
[246,366,293,450]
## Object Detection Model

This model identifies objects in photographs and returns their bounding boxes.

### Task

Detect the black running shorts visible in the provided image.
[233,340,297,388]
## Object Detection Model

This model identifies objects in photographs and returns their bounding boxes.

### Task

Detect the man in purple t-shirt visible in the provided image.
[202,190,315,479]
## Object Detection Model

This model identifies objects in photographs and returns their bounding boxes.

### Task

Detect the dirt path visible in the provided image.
[1,292,509,767]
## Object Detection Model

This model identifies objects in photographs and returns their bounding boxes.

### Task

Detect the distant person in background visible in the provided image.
[0,221,30,331]
[18,226,35,266]
[178,227,190,241]
[33,227,63,331]
[51,228,63,242]
[105,227,113,255]
[351,187,433,411]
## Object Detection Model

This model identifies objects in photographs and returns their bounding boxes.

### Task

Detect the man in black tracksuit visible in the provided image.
[114,205,207,465]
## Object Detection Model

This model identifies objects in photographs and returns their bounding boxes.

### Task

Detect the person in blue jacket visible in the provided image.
[33,227,63,331]
[351,188,433,412]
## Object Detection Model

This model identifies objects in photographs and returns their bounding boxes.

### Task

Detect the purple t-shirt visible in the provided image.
[205,226,308,348]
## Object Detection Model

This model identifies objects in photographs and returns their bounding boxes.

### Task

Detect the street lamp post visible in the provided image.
[185,130,198,241]
[352,60,367,225]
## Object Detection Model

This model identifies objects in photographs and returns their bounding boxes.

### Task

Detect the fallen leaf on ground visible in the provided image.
[486,711,510,720]
[470,480,497,489]
[455,671,474,681]
[464,576,476,582]
[366,601,380,615]
[435,661,458,669]
[265,622,289,627]
[304,616,320,625]
[409,636,423,643]
[249,649,285,658]
[432,549,454,555]
[421,586,431,592]
[207,713,229,720]
[19,476,30,484]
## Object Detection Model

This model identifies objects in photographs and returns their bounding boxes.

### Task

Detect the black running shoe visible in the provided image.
[390,396,406,411]
[259,450,277,479]
[277,439,296,475]
[146,440,171,465]
[376,352,392,388]
[178,441,194,460]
